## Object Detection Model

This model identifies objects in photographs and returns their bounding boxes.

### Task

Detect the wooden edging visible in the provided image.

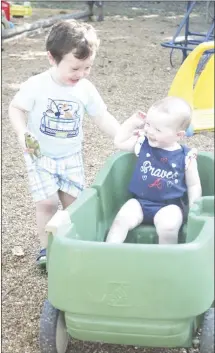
[2,9,92,40]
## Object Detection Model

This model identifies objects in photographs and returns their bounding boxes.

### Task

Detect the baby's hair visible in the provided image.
[149,96,192,131]
[46,20,100,64]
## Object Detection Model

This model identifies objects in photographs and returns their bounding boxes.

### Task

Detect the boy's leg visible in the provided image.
[35,192,59,249]
[153,205,183,244]
[24,154,72,266]
[35,190,75,267]
[106,198,144,243]
[58,190,76,209]
[58,151,84,209]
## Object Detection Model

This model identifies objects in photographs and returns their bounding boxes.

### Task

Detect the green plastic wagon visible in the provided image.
[40,151,214,353]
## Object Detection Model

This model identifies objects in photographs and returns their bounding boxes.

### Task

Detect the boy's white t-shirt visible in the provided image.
[13,69,107,158]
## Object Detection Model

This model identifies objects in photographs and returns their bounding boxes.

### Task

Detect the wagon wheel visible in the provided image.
[40,300,69,353]
[199,308,214,353]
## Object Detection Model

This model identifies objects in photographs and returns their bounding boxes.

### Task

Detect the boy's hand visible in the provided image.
[18,131,35,155]
[24,132,42,158]
[127,111,146,138]
[114,110,146,152]
[129,110,146,130]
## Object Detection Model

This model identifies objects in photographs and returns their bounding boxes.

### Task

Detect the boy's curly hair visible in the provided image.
[46,20,100,63]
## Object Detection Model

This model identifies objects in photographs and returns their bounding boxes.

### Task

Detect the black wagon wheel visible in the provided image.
[40,300,69,353]
[199,308,214,353]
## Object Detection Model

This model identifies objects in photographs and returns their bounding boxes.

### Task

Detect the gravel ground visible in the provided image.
[2,2,214,353]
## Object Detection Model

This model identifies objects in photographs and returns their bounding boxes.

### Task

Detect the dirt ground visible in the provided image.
[2,2,214,353]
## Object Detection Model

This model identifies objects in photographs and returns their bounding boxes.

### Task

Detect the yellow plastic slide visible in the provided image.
[168,41,214,133]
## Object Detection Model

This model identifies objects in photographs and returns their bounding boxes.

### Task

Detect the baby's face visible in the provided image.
[144,109,182,148]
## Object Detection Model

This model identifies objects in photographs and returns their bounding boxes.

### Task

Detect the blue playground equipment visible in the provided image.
[161,1,214,68]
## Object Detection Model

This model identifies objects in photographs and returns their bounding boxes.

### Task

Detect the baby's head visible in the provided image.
[144,96,192,148]
[46,20,100,85]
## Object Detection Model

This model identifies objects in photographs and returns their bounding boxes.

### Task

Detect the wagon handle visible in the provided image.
[45,210,71,236]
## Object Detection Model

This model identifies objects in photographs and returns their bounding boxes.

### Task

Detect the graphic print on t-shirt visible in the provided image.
[129,137,188,202]
[139,154,179,191]
[40,98,81,138]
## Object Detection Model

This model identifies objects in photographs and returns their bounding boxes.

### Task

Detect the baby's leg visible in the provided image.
[36,193,59,249]
[153,205,183,244]
[106,198,143,243]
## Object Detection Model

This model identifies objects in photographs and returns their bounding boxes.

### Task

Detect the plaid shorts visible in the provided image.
[24,152,85,202]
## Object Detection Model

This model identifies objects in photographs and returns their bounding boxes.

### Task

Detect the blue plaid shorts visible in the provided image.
[24,152,85,202]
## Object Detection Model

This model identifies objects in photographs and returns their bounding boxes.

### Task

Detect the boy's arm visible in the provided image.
[85,81,143,143]
[85,81,145,148]
[92,110,120,138]
[114,111,146,152]
[9,77,35,149]
[85,81,120,138]
[8,102,28,149]
[185,152,202,207]
[92,110,145,152]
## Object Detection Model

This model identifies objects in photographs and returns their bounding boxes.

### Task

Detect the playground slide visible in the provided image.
[168,41,214,134]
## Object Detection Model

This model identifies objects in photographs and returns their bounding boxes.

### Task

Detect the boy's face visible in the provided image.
[144,108,185,148]
[48,51,95,86]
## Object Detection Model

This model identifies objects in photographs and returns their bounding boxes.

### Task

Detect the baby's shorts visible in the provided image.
[137,198,188,225]
[24,152,85,202]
